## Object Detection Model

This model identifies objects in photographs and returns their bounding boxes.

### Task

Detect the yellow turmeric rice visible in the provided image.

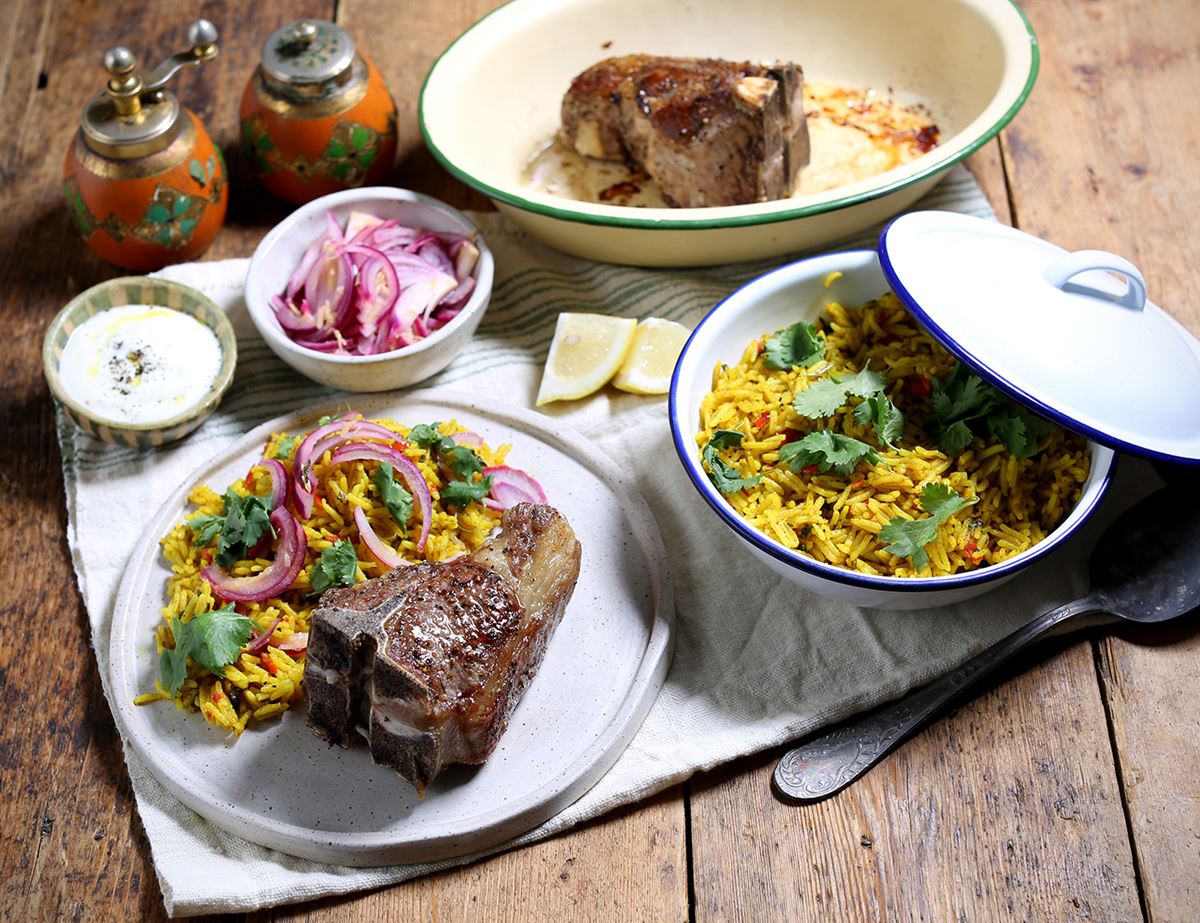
[134,418,508,734]
[697,292,1090,577]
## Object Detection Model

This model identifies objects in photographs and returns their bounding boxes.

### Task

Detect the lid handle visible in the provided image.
[1043,250,1146,312]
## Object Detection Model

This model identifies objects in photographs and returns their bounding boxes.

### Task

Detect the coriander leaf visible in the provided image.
[159,636,191,696]
[187,513,224,547]
[442,475,495,508]
[318,414,334,426]
[778,430,880,477]
[188,490,275,566]
[929,365,1004,426]
[764,321,825,370]
[373,462,413,530]
[854,394,905,448]
[311,539,359,594]
[879,482,977,571]
[708,429,748,451]
[938,419,975,456]
[987,409,1054,460]
[700,431,761,494]
[184,603,255,674]
[159,603,254,695]
[792,367,887,419]
[213,489,275,567]
[444,444,485,480]
[273,434,298,460]
[408,422,454,453]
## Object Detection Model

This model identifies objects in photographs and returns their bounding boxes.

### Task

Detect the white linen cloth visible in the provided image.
[57,166,1153,915]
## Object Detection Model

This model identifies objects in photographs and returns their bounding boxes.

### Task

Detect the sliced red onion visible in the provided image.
[203,508,308,603]
[273,212,478,358]
[483,465,548,510]
[259,458,289,510]
[451,430,483,448]
[293,417,399,517]
[286,237,323,300]
[328,442,432,551]
[244,614,283,655]
[274,632,308,654]
[353,506,406,570]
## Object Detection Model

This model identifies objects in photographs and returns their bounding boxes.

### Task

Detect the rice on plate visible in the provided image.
[697,289,1090,578]
[134,415,543,735]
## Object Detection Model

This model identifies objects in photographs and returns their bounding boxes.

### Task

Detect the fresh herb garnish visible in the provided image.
[779,430,881,477]
[310,538,359,594]
[188,489,276,567]
[879,482,978,572]
[929,366,1051,458]
[701,429,762,494]
[986,408,1055,460]
[317,414,334,426]
[792,367,888,419]
[408,422,455,454]
[273,434,298,460]
[373,462,413,531]
[442,475,495,508]
[444,444,485,480]
[854,394,905,448]
[764,322,825,371]
[159,603,254,696]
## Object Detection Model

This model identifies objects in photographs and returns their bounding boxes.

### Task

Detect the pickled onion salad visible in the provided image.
[271,211,481,356]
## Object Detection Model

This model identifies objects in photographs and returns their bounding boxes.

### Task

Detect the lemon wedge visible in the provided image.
[536,313,638,405]
[613,318,691,395]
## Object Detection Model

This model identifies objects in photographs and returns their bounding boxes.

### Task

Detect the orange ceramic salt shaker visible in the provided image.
[240,20,398,204]
[63,20,228,271]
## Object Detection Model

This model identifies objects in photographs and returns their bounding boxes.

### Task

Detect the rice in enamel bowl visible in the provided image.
[696,292,1091,578]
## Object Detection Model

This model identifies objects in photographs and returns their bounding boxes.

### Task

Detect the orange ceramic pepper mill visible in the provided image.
[240,20,398,204]
[63,20,228,271]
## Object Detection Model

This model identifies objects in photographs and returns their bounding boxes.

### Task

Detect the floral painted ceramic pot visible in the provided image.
[63,20,228,271]
[240,20,398,204]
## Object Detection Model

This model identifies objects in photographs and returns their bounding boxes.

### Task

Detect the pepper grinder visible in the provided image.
[240,20,398,204]
[63,19,228,271]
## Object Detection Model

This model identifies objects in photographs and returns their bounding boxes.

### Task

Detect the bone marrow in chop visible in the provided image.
[305,503,582,794]
[560,55,810,207]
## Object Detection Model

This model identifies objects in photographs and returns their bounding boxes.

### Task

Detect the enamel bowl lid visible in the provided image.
[879,211,1200,464]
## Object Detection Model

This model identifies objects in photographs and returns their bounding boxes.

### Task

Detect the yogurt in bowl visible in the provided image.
[57,305,223,426]
[44,276,237,448]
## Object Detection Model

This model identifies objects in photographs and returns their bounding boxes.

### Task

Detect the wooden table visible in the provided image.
[4,1,1198,919]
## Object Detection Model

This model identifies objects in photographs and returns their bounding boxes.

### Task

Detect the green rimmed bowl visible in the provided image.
[421,0,1038,267]
[43,276,237,448]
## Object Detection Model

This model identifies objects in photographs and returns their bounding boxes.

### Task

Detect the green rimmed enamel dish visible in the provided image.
[43,276,237,448]
[420,0,1038,266]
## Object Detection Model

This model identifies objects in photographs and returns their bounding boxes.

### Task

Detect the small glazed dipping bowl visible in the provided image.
[43,276,237,448]
[244,187,494,393]
[668,249,1116,609]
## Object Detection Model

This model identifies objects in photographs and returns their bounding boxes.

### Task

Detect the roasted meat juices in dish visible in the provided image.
[305,503,582,793]
[559,55,810,207]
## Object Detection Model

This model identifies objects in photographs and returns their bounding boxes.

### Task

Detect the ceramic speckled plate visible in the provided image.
[107,391,674,866]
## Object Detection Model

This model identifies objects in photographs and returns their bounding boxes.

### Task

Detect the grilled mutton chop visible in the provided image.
[305,503,582,793]
[559,55,810,207]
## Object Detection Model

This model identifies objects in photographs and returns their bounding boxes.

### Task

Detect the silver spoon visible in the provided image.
[774,486,1200,803]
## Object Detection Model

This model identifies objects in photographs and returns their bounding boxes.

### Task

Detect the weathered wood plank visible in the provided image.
[1005,1,1200,918]
[0,3,328,922]
[689,642,1141,922]
[259,789,687,923]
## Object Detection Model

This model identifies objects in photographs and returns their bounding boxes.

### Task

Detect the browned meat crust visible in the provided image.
[305,503,582,793]
[560,55,810,207]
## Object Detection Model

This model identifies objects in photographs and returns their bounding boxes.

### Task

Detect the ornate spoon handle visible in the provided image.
[773,598,1103,802]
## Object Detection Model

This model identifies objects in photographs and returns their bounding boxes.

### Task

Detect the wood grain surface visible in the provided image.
[1,1,1197,921]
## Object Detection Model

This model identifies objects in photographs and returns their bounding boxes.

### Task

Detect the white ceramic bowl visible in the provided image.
[421,0,1037,267]
[245,188,494,392]
[668,250,1116,609]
